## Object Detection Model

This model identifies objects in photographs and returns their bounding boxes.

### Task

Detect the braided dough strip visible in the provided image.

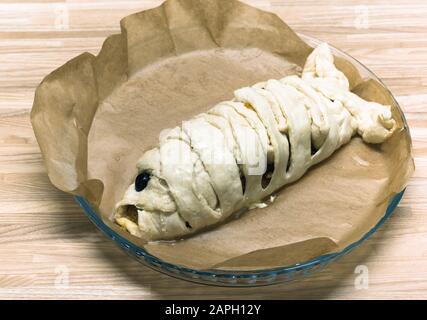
[114,43,396,241]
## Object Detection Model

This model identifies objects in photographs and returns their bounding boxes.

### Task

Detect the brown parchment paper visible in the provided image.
[31,0,414,270]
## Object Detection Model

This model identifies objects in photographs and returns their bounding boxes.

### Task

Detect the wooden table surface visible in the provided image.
[0,0,426,300]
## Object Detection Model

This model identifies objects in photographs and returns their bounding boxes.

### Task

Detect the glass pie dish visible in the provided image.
[74,34,410,287]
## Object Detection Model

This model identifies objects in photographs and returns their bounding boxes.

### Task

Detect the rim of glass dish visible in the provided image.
[74,34,409,282]
[76,191,404,280]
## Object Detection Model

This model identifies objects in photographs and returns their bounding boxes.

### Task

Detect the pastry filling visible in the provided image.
[121,204,138,223]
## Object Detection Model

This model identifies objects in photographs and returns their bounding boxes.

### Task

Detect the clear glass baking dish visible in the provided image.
[75,35,410,287]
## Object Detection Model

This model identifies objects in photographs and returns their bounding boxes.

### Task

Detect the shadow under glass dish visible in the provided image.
[74,35,409,287]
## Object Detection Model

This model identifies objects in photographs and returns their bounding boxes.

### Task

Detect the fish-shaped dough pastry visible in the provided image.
[114,43,396,241]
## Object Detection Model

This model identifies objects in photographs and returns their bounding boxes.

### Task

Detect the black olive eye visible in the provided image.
[135,171,151,192]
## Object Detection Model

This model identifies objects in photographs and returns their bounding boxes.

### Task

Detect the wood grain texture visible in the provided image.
[0,0,426,300]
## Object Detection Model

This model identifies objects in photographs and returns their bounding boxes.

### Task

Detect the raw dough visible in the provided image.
[114,43,396,241]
